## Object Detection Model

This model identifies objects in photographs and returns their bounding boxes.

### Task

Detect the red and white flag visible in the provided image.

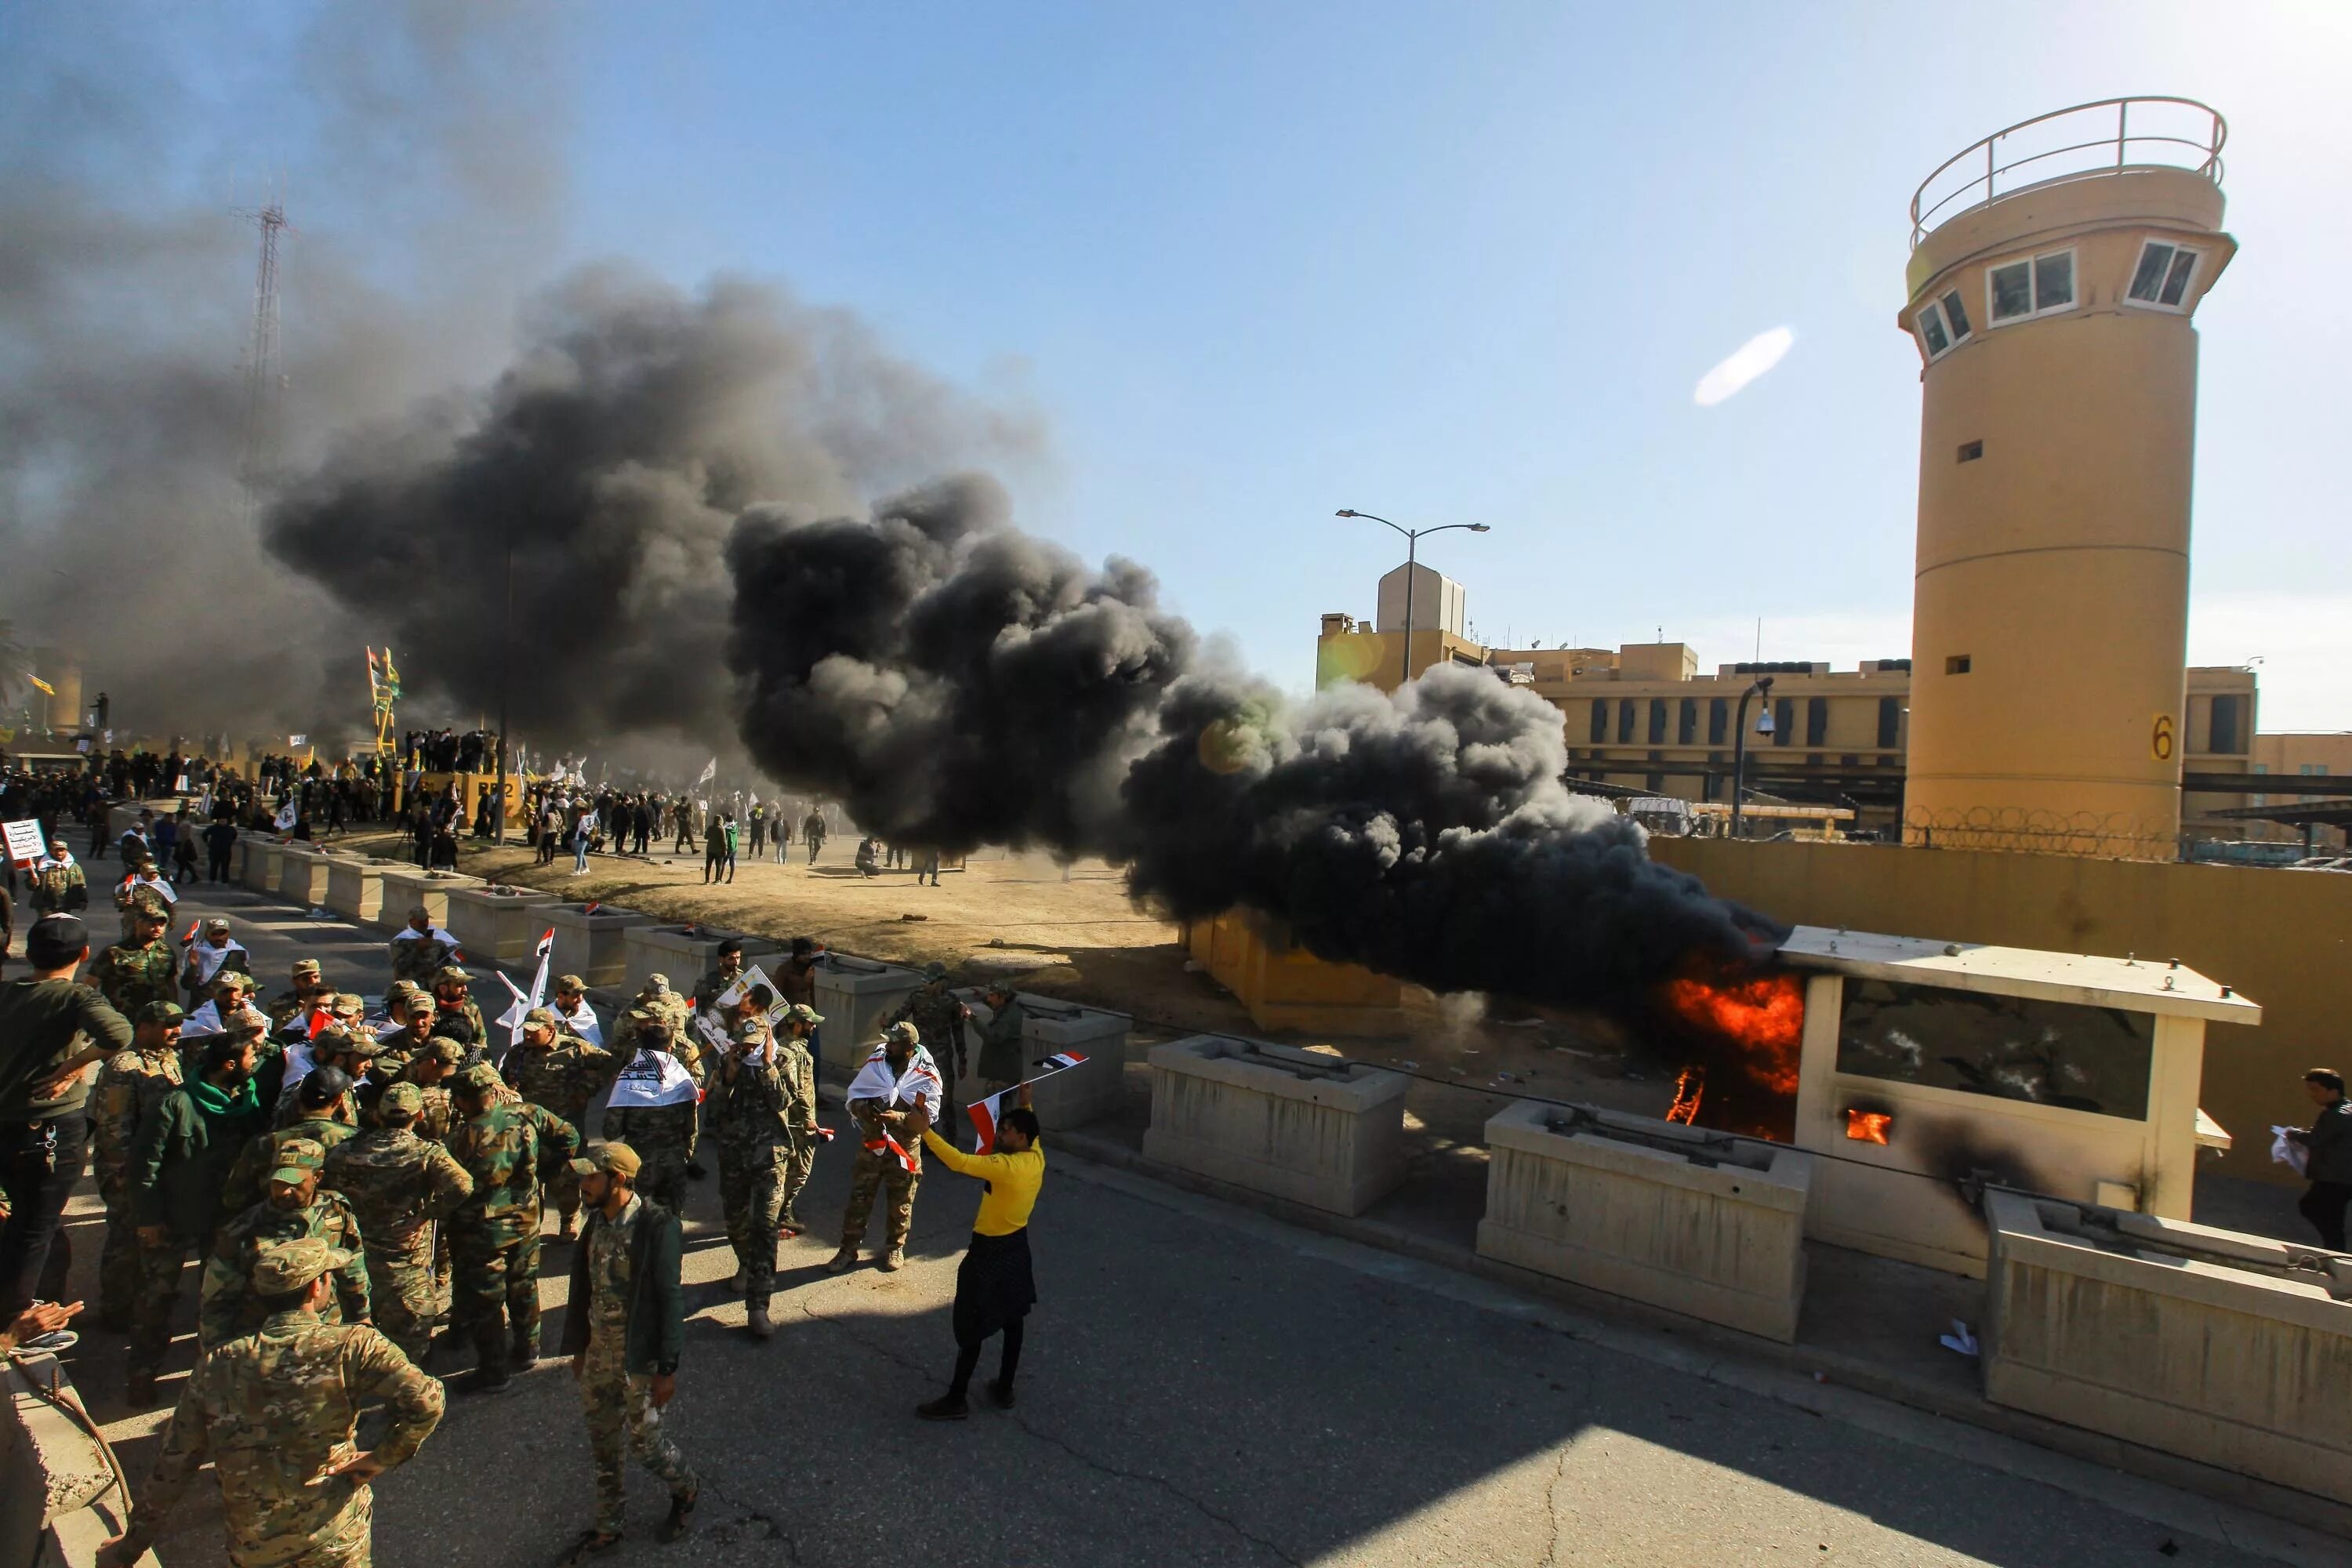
[967,1052,1089,1152]
[864,1131,918,1173]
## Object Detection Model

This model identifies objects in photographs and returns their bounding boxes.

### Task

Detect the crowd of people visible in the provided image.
[0,866,1047,1564]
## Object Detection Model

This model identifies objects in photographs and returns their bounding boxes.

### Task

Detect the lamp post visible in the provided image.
[492,534,514,846]
[1730,676,1775,839]
[1335,510,1491,688]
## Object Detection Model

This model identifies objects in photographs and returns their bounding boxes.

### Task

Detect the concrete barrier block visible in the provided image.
[1142,1036,1407,1215]
[445,885,563,967]
[621,924,782,1006]
[1984,1191,2352,1497]
[957,995,1127,1131]
[1475,1100,1813,1343]
[4,1353,129,1567]
[548,902,655,989]
[811,956,924,1087]
[377,868,485,932]
[325,856,406,924]
[243,840,287,895]
[278,846,332,908]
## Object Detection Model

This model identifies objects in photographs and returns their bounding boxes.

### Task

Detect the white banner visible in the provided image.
[2,818,45,866]
[605,1048,700,1107]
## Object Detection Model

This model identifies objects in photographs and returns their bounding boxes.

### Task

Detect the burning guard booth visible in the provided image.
[1777,927,2254,1276]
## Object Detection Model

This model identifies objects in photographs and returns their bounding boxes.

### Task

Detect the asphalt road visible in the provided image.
[54,877,2328,1568]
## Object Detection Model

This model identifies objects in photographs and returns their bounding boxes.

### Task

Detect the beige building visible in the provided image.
[1313,615,2259,842]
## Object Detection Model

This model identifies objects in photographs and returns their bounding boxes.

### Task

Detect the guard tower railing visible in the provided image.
[1911,96,2226,250]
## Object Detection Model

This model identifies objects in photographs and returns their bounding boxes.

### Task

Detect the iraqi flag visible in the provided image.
[967,1051,1089,1152]
[865,1131,918,1173]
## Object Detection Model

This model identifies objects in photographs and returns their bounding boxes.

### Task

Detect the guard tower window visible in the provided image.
[1987,248,2077,325]
[1915,288,1974,361]
[2127,240,2201,311]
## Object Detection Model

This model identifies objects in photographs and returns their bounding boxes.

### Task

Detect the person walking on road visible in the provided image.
[561,1142,699,1559]
[2288,1068,2352,1250]
[828,1021,939,1274]
[916,1101,1044,1421]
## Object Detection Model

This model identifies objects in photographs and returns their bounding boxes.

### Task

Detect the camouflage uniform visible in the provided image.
[775,1034,820,1226]
[30,857,86,915]
[614,982,699,1164]
[387,927,457,986]
[117,1243,444,1568]
[889,981,970,1120]
[92,1027,184,1325]
[114,877,174,942]
[220,1115,360,1224]
[837,1040,936,1258]
[504,1029,616,1225]
[322,1089,473,1364]
[89,933,180,1018]
[266,971,326,1035]
[710,1019,789,1302]
[199,1176,371,1348]
[446,1086,578,1373]
[428,990,490,1058]
[578,1192,698,1537]
[601,1080,699,1214]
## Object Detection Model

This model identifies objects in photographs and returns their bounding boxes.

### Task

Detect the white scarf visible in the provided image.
[844,1043,942,1116]
[122,872,177,905]
[188,938,246,985]
[34,851,74,873]
[391,926,459,950]
[606,1047,700,1108]
[556,1000,603,1047]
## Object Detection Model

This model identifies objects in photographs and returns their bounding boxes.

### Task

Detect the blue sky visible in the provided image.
[13,2,2351,726]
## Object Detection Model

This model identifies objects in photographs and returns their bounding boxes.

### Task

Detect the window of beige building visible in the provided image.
[1988,247,2075,324]
[2127,239,2201,311]
[1915,286,1974,361]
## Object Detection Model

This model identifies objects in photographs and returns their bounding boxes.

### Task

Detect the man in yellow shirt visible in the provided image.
[915,1104,1043,1421]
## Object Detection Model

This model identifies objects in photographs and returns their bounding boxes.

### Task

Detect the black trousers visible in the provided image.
[208,848,232,881]
[0,1113,89,1314]
[2299,1181,2350,1250]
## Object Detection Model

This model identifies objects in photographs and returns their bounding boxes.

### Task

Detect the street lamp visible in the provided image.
[1336,510,1492,688]
[1730,676,1775,839]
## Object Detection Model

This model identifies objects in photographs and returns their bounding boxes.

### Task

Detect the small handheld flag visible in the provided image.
[966,1051,1090,1152]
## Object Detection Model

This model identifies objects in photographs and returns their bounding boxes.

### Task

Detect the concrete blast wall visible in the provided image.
[1650,837,2352,1185]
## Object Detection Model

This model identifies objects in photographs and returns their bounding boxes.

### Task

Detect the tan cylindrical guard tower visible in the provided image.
[1899,99,2233,858]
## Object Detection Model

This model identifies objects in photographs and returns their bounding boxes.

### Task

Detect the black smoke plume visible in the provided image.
[728,497,1783,1004]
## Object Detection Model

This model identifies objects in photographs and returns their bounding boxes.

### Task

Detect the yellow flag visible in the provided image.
[26,674,54,696]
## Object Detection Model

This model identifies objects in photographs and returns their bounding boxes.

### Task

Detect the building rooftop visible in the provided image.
[1777,924,2261,1023]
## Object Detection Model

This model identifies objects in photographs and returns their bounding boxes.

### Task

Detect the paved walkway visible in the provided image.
[48,880,2332,1568]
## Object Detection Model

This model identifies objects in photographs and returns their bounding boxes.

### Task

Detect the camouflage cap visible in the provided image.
[332,992,366,1014]
[292,958,322,975]
[638,973,672,996]
[251,1236,353,1294]
[922,960,948,982]
[523,1007,557,1028]
[212,971,253,993]
[555,974,587,993]
[456,1062,503,1095]
[204,917,233,934]
[779,1002,824,1028]
[423,1037,466,1065]
[269,1136,328,1184]
[379,1081,425,1116]
[569,1141,642,1180]
[134,1000,187,1026]
[884,1020,920,1047]
[436,966,470,984]
[387,980,424,1001]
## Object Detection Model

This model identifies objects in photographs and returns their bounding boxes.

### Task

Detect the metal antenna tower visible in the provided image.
[235,194,291,492]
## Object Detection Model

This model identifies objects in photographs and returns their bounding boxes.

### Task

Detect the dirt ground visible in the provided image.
[331,826,1693,1144]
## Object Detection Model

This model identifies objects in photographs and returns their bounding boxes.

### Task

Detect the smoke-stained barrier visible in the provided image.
[726,497,1784,1005]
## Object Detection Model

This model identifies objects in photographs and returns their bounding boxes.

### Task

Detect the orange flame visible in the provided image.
[1661,971,1804,1095]
[1665,1066,1704,1124]
[1845,1109,1893,1145]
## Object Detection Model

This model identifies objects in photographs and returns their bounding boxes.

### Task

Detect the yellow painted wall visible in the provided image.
[1648,837,2348,1185]
[1185,909,1407,1036]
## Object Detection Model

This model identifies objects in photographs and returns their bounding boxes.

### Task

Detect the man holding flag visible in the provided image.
[827,1021,939,1274]
[916,1093,1044,1421]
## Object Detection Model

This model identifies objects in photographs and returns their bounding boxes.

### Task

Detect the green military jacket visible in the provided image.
[322,1125,473,1254]
[92,1045,183,1199]
[129,1312,443,1564]
[30,859,86,915]
[503,1034,617,1123]
[448,1101,579,1247]
[891,985,970,1076]
[129,1084,269,1240]
[198,1193,371,1347]
[220,1115,360,1221]
[89,936,180,1018]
